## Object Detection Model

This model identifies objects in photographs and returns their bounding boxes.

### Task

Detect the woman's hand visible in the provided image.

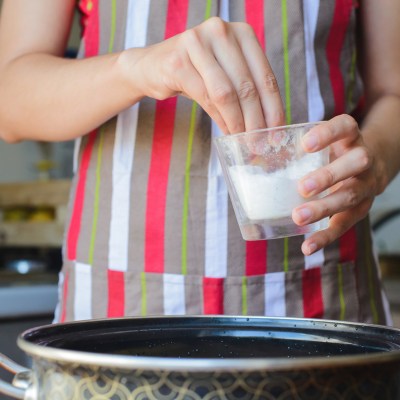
[122,17,285,134]
[292,114,385,256]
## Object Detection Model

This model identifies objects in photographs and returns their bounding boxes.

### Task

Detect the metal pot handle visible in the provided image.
[0,353,32,399]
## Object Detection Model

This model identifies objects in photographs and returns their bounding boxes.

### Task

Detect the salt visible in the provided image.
[229,152,323,221]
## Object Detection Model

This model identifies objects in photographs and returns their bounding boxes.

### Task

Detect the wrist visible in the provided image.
[116,47,147,103]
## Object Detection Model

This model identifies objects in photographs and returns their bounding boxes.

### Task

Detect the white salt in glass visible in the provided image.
[214,122,329,240]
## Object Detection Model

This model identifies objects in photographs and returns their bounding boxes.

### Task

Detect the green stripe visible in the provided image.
[108,0,117,53]
[281,0,291,125]
[141,272,147,316]
[281,0,291,271]
[88,127,105,265]
[364,229,379,323]
[181,102,198,275]
[346,48,357,111]
[205,0,212,19]
[283,238,289,272]
[242,277,248,315]
[337,263,346,320]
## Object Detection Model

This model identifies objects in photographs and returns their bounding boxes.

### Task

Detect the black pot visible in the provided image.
[1,316,400,399]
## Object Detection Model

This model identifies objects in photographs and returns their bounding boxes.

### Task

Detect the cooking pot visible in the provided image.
[1,316,400,399]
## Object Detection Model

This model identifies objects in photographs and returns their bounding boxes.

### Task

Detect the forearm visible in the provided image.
[0,51,144,142]
[361,94,400,194]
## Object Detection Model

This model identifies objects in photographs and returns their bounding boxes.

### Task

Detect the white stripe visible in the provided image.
[264,272,286,317]
[109,107,138,272]
[125,0,151,49]
[73,136,82,174]
[205,122,228,278]
[303,1,324,122]
[52,270,64,323]
[220,0,230,21]
[108,0,150,272]
[303,2,326,270]
[204,0,230,277]
[304,233,325,269]
[163,274,186,315]
[74,262,92,321]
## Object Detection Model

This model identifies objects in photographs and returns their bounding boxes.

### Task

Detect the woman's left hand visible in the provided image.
[292,114,383,256]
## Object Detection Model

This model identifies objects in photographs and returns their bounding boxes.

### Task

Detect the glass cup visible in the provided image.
[214,122,329,240]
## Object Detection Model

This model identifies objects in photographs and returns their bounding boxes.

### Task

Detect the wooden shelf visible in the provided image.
[0,180,71,247]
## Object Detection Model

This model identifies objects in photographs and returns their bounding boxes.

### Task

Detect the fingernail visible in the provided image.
[302,178,317,194]
[295,206,312,223]
[306,242,318,255]
[303,133,319,151]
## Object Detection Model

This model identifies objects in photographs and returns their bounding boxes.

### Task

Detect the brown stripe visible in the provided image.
[267,239,285,273]
[224,277,243,315]
[98,0,128,53]
[164,97,191,274]
[356,218,387,324]
[321,263,341,320]
[247,275,266,315]
[226,202,247,276]
[287,235,306,269]
[147,0,169,45]
[314,1,336,119]
[145,273,165,315]
[65,260,75,322]
[229,0,246,22]
[76,133,99,264]
[128,98,156,274]
[92,121,114,267]
[185,275,203,314]
[91,262,108,319]
[339,9,363,114]
[286,2,307,123]
[124,271,143,316]
[265,0,286,116]
[285,269,304,317]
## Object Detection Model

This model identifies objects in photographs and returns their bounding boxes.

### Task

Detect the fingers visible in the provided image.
[233,22,285,128]
[180,18,284,133]
[300,198,371,256]
[293,175,371,226]
[302,114,360,152]
[297,145,373,198]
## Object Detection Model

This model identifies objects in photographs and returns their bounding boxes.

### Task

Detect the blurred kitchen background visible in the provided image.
[0,0,400,395]
[0,1,81,390]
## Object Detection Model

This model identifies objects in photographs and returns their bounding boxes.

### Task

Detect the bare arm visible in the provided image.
[0,1,284,143]
[358,0,400,188]
[292,0,400,255]
[0,0,142,142]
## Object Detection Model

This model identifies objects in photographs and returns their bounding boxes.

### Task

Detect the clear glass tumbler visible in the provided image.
[214,122,329,240]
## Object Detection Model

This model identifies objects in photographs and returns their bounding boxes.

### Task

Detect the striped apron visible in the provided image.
[55,0,392,325]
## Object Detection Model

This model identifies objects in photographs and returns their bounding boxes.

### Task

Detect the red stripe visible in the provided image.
[203,277,224,314]
[326,0,353,115]
[81,0,99,57]
[339,226,357,263]
[107,270,125,318]
[144,0,189,273]
[164,0,189,39]
[245,0,265,50]
[66,131,97,261]
[145,98,177,273]
[244,1,268,276]
[245,241,267,275]
[60,271,69,323]
[302,267,324,318]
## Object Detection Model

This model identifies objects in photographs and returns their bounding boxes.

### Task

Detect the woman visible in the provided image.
[0,0,399,324]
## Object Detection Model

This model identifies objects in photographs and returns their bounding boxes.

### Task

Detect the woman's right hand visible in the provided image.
[121,17,285,134]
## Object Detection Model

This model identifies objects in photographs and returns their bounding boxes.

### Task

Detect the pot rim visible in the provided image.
[17,316,400,372]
